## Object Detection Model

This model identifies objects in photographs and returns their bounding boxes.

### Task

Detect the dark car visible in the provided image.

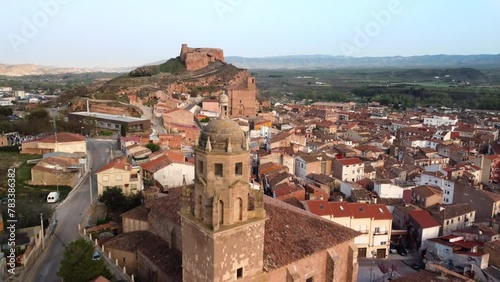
[411,262,425,270]
[397,246,407,256]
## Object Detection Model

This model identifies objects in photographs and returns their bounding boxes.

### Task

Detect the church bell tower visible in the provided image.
[180,94,266,282]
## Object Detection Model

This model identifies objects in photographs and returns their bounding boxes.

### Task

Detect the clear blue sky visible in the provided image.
[1,0,499,68]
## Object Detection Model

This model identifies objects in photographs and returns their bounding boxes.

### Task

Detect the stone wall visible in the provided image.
[266,240,355,282]
[31,168,79,187]
[180,44,224,71]
[226,77,258,117]
[181,216,266,282]
[122,218,149,233]
[105,248,138,275]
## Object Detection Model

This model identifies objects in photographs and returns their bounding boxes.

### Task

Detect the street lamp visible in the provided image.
[369,250,376,282]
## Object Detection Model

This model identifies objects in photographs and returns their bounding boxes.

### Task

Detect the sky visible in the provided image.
[1,0,499,68]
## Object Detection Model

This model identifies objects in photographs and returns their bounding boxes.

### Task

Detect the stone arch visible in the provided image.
[234,197,243,222]
[238,104,245,116]
[196,195,203,219]
[218,200,224,225]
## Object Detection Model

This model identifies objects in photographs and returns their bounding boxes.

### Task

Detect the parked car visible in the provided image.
[411,262,425,270]
[47,191,60,203]
[397,246,408,256]
[92,251,101,261]
[389,243,398,254]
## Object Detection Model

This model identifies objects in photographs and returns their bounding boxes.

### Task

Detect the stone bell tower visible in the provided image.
[180,104,266,282]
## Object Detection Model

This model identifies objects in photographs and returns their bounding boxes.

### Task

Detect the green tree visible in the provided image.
[57,239,111,282]
[99,187,127,212]
[146,142,160,152]
[0,107,13,116]
[120,124,127,137]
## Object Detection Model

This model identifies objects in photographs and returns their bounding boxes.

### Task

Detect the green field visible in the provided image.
[0,151,72,200]
[253,67,500,110]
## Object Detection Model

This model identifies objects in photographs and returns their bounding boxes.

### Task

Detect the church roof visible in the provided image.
[136,186,359,273]
[263,197,359,271]
[198,119,246,152]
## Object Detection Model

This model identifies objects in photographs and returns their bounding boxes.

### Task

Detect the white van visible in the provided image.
[47,192,60,203]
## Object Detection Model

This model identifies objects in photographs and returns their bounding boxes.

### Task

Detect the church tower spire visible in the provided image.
[180,117,266,282]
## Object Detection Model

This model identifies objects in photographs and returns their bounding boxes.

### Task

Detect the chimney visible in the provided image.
[86,99,90,113]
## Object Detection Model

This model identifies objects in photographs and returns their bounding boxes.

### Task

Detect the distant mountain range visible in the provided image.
[2,54,500,76]
[0,63,131,77]
[225,54,500,69]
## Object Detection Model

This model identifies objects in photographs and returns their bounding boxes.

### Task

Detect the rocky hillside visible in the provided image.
[57,52,256,116]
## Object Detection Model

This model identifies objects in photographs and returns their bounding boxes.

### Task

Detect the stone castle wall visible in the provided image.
[180,44,225,71]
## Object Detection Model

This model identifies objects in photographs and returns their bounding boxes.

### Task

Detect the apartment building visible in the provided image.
[304,201,392,259]
[96,157,143,196]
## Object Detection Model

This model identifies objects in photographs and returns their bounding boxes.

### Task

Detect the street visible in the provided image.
[135,104,167,135]
[29,139,116,282]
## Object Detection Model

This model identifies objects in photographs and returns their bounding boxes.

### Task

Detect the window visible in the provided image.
[237,267,243,279]
[235,162,243,175]
[375,227,380,234]
[215,164,223,177]
[306,277,314,282]
[115,174,122,181]
[131,184,137,190]
[381,241,387,245]
[198,160,204,174]
[446,220,449,225]
[451,219,454,224]
[102,175,109,182]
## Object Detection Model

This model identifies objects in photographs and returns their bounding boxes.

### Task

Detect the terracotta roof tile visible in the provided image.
[263,197,359,271]
[409,210,440,228]
[336,158,363,166]
[141,155,173,173]
[95,157,130,173]
[23,132,86,144]
[120,205,150,221]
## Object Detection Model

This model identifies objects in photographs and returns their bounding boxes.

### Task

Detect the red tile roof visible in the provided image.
[336,157,363,166]
[348,202,372,218]
[141,155,173,173]
[95,157,130,173]
[23,132,86,144]
[328,202,352,218]
[409,210,440,228]
[304,200,332,216]
[367,204,392,220]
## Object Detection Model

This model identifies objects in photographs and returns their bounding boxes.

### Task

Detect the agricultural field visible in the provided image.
[253,67,500,110]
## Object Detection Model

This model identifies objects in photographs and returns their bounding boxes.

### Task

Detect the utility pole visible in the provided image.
[53,109,60,203]
[40,213,45,251]
[89,168,93,203]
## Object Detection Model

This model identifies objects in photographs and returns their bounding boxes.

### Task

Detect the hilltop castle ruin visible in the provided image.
[180,44,225,71]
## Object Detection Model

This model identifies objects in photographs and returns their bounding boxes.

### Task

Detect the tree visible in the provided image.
[99,187,127,212]
[120,124,127,137]
[146,142,160,152]
[57,239,111,282]
[0,107,13,116]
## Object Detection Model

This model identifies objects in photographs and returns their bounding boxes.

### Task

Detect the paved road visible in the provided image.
[136,104,167,135]
[29,139,116,282]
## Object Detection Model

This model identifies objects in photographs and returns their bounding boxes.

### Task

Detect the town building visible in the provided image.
[95,158,143,196]
[67,112,150,133]
[303,201,392,259]
[333,158,365,182]
[21,133,87,155]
